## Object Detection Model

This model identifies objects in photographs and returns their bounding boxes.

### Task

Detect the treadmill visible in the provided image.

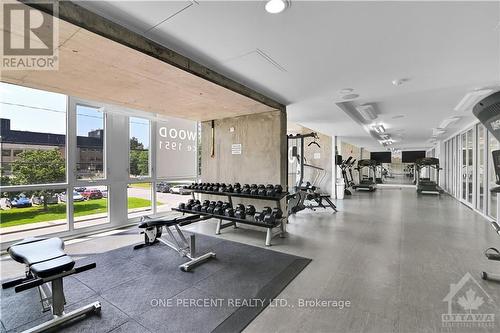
[353,159,377,192]
[472,91,500,280]
[415,157,444,195]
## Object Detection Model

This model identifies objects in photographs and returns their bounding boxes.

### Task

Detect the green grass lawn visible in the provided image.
[0,197,152,228]
[129,183,152,189]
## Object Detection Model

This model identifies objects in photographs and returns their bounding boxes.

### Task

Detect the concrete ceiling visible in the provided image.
[78,0,500,151]
[0,1,276,121]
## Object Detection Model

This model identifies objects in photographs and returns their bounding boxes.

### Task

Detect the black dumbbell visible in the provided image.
[257,185,266,196]
[234,208,246,219]
[201,205,208,213]
[234,183,241,189]
[202,200,210,207]
[265,184,276,196]
[207,205,215,214]
[251,184,258,189]
[225,208,235,217]
[216,201,223,207]
[192,204,202,212]
[226,185,234,193]
[213,206,224,215]
[242,187,251,194]
[235,204,245,211]
[274,184,283,194]
[272,207,283,219]
[178,203,186,210]
[245,205,256,216]
[219,186,227,193]
[187,199,195,205]
[250,188,258,196]
[255,207,272,222]
[263,213,276,225]
[186,203,194,210]
[210,201,217,207]
[221,202,232,210]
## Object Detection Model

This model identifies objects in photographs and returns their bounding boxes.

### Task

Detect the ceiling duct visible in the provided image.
[432,128,447,137]
[355,104,377,121]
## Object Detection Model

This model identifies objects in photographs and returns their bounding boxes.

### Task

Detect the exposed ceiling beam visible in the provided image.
[21,0,285,112]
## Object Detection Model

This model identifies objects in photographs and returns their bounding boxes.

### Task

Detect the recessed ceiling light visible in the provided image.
[342,94,359,100]
[339,88,354,95]
[392,115,405,119]
[265,0,288,14]
[392,78,410,86]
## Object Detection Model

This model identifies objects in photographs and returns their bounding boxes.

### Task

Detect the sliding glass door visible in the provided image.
[460,129,474,207]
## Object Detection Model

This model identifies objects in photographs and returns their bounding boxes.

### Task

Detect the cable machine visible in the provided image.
[287,132,337,215]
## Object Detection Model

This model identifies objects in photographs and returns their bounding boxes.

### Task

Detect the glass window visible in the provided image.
[156,180,193,214]
[0,188,67,243]
[129,117,150,178]
[0,83,67,186]
[462,133,467,200]
[478,125,485,212]
[127,182,153,218]
[488,134,499,219]
[1,149,11,157]
[76,105,104,180]
[156,118,197,180]
[74,186,109,229]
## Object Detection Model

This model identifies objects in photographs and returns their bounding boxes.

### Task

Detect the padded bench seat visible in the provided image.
[138,214,202,229]
[8,237,75,278]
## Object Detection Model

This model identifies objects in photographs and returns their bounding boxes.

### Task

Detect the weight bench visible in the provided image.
[134,214,216,272]
[2,237,101,333]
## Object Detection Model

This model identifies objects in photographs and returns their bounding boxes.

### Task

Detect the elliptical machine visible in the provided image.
[472,91,500,281]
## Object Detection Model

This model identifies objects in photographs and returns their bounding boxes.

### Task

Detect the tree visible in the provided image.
[130,137,144,150]
[129,137,148,176]
[130,150,148,176]
[11,149,65,211]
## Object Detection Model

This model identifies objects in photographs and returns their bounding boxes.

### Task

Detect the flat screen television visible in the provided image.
[370,152,392,163]
[402,150,426,163]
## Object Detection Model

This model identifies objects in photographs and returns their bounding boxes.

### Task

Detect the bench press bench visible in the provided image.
[134,214,216,272]
[2,237,101,333]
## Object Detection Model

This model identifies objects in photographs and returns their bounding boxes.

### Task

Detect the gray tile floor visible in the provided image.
[2,188,500,333]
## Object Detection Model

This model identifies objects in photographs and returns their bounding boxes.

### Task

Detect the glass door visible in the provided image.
[466,129,474,205]
[477,125,486,214]
[460,129,474,207]
[461,133,467,202]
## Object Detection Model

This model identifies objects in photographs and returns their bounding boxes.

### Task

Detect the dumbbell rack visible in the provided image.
[174,189,288,246]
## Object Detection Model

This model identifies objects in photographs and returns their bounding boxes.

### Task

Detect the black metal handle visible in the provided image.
[15,278,43,292]
[75,262,96,273]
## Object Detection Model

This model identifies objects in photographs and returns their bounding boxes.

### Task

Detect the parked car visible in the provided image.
[74,187,86,193]
[156,182,171,193]
[101,189,108,198]
[59,191,85,202]
[0,198,12,210]
[31,194,59,205]
[11,194,32,208]
[82,189,103,200]
[170,185,191,195]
